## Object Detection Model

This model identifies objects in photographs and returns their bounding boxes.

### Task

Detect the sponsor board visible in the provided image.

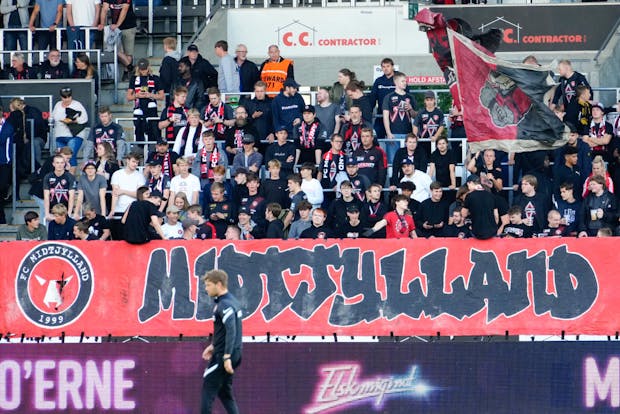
[2,342,620,412]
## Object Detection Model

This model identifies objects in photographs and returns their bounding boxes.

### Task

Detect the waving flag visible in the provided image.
[448,29,568,153]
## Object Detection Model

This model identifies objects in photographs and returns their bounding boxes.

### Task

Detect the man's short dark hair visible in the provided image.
[73,220,89,234]
[297,200,312,211]
[287,173,302,186]
[24,210,39,223]
[246,172,260,183]
[381,57,394,66]
[214,40,228,51]
[508,205,522,216]
[559,182,574,191]
[267,202,282,218]
[430,181,443,190]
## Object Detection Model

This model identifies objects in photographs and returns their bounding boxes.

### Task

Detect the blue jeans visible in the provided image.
[5,30,27,51]
[381,135,405,166]
[56,136,83,166]
[67,26,86,49]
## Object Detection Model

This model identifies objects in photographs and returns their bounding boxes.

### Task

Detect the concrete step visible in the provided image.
[0,224,19,241]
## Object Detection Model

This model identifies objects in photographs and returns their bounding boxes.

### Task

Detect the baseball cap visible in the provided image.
[466,174,480,184]
[592,102,604,111]
[148,158,162,167]
[346,204,360,213]
[275,125,287,133]
[187,44,199,52]
[166,205,180,213]
[303,104,315,114]
[150,190,163,199]
[182,218,199,230]
[424,90,436,99]
[238,206,251,215]
[137,58,150,70]
[345,157,357,166]
[242,134,255,144]
[60,87,72,97]
[82,160,97,171]
[283,78,300,88]
[401,158,414,166]
[156,138,169,145]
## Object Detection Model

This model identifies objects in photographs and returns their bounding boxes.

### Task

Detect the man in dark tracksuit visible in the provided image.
[201,269,243,414]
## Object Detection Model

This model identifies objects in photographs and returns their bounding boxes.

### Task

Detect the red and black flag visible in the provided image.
[448,29,567,153]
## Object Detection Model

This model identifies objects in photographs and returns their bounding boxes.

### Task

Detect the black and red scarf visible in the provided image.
[199,146,220,179]
[299,121,319,149]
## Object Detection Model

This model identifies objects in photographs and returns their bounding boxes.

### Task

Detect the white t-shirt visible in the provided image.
[170,173,201,204]
[52,100,89,138]
[401,170,432,203]
[162,222,183,239]
[66,0,101,27]
[111,168,145,213]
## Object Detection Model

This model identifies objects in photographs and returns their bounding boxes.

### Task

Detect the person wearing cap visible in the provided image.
[413,91,445,144]
[182,217,198,240]
[462,174,498,240]
[145,158,171,212]
[337,204,364,239]
[158,86,189,143]
[259,44,295,96]
[339,104,373,155]
[271,77,305,135]
[265,125,295,177]
[245,80,274,143]
[179,43,218,90]
[344,155,370,201]
[122,186,166,243]
[99,0,137,81]
[389,133,429,190]
[551,60,592,128]
[582,101,613,162]
[232,133,263,176]
[237,205,263,239]
[327,180,363,232]
[400,158,432,203]
[161,204,183,239]
[214,40,240,94]
[173,58,205,111]
[52,86,88,173]
[203,87,235,141]
[127,57,165,142]
[146,137,180,178]
[88,106,127,161]
[74,159,107,219]
[224,105,259,163]
[293,104,328,166]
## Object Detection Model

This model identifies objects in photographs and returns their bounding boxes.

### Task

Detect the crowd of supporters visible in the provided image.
[2,2,620,243]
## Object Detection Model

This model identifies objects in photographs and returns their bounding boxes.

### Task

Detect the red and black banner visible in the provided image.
[2,238,619,337]
[449,29,567,153]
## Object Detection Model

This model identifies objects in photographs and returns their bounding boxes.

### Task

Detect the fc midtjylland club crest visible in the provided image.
[16,243,94,328]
